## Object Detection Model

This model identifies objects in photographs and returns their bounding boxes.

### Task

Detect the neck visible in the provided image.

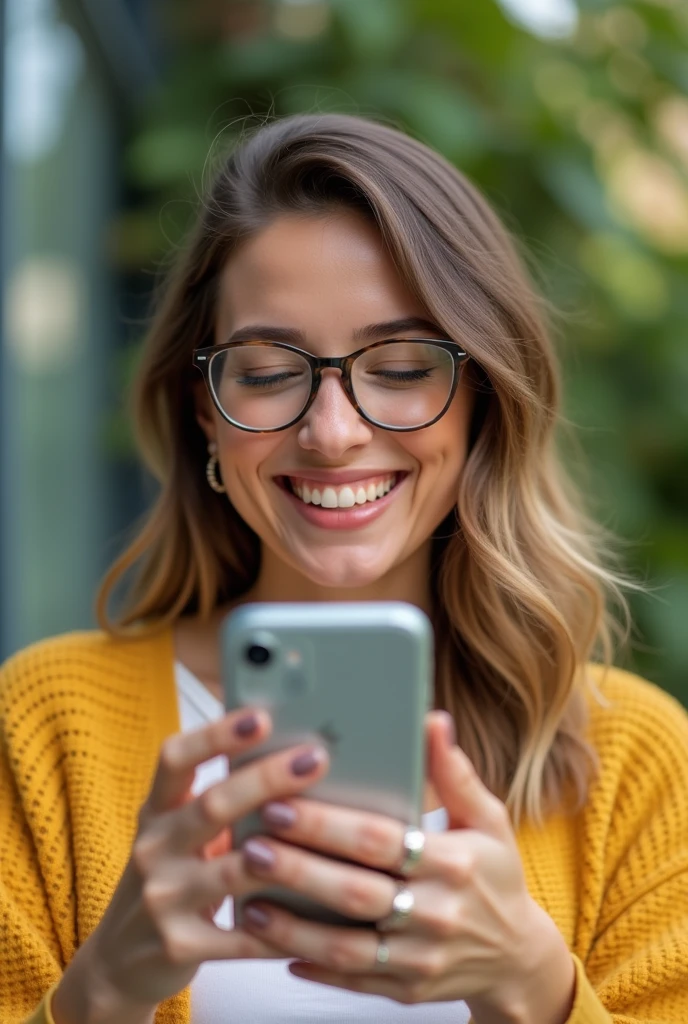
[245,542,434,616]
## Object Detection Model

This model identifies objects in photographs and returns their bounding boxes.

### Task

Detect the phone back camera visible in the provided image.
[245,644,271,666]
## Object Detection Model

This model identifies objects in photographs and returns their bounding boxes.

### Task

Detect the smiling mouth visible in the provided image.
[279,473,404,508]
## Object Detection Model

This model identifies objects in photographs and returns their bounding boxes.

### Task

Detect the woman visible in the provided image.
[1,113,686,1024]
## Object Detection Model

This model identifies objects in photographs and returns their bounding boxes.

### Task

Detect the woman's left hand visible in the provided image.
[240,711,576,1024]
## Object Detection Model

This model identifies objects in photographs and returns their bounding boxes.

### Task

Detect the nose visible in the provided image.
[297,369,374,458]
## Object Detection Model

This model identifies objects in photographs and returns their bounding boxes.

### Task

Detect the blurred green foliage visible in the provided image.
[114,0,688,702]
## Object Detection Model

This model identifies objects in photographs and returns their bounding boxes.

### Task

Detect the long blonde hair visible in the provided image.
[98,113,641,828]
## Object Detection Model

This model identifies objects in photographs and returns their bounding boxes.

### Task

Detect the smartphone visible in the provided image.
[222,600,433,928]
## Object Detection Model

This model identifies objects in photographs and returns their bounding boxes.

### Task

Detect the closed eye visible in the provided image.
[369,368,435,384]
[236,371,304,389]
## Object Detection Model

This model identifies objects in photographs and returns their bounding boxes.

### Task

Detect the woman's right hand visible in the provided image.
[52,707,329,1022]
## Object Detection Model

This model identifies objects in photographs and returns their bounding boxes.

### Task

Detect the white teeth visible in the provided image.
[290,475,398,508]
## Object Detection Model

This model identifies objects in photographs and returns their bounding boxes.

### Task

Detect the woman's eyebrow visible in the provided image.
[355,317,443,341]
[226,325,303,345]
[225,316,443,345]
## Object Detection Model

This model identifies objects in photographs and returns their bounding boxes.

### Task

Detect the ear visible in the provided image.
[192,378,217,446]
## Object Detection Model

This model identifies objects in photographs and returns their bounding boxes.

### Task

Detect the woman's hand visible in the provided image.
[240,711,576,1024]
[52,708,330,1021]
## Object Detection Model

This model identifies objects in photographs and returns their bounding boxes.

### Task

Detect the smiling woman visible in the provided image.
[186,211,475,594]
[97,114,617,823]
[1,113,687,1024]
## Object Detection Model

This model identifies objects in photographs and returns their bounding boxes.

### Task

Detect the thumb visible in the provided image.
[428,710,507,835]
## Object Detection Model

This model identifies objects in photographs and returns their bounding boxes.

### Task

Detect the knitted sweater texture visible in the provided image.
[1,629,687,1024]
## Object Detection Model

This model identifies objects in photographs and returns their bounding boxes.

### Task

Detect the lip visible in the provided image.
[276,468,408,486]
[277,473,408,530]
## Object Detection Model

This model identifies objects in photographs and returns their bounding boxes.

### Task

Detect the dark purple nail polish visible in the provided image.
[245,905,271,928]
[234,713,259,737]
[262,802,297,829]
[290,748,324,776]
[243,838,275,870]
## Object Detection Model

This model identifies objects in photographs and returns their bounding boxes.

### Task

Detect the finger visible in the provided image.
[289,960,471,1006]
[147,709,272,814]
[288,964,414,1004]
[243,839,465,935]
[153,913,290,966]
[260,799,468,883]
[146,850,268,917]
[242,837,396,922]
[143,743,330,859]
[243,902,450,981]
[428,711,511,837]
[260,798,412,873]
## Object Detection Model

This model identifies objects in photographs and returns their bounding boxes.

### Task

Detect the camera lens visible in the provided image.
[245,644,271,666]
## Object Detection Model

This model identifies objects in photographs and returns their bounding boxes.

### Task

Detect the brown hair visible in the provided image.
[98,113,641,828]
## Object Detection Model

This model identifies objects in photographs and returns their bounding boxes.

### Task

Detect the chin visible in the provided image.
[297,551,395,591]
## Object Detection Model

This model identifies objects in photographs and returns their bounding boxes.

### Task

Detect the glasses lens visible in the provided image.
[209,344,311,429]
[352,342,455,428]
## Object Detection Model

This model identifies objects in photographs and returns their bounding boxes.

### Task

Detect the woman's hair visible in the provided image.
[98,112,641,828]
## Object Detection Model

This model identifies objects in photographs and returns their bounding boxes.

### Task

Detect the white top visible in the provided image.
[175,661,471,1023]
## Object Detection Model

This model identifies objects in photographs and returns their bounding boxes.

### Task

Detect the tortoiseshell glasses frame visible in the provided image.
[192,337,470,433]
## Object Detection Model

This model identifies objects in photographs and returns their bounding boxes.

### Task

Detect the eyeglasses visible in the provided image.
[193,338,470,433]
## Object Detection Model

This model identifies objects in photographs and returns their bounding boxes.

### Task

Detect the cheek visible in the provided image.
[216,427,279,509]
[400,408,471,530]
[405,407,470,483]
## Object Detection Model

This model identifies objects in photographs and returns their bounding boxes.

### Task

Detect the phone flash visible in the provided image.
[285,649,302,667]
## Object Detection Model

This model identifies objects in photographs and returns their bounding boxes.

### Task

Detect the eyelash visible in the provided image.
[236,372,303,389]
[371,368,432,382]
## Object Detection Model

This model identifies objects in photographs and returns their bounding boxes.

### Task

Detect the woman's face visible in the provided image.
[196,210,476,592]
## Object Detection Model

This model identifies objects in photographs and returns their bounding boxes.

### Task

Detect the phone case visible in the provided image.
[221,601,433,927]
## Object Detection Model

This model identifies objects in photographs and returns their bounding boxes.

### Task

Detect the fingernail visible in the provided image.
[234,713,260,737]
[262,802,297,829]
[243,839,275,870]
[244,905,271,928]
[290,748,326,776]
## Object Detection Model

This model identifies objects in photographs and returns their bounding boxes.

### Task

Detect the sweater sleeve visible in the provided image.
[565,676,688,1023]
[0,631,188,1024]
[0,654,67,1023]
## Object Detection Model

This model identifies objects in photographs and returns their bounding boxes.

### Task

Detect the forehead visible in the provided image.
[214,211,423,342]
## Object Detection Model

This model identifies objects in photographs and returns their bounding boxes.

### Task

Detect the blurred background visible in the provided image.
[1,0,686,705]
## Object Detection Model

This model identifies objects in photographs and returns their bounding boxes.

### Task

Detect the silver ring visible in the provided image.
[398,827,425,876]
[375,936,390,967]
[376,882,415,932]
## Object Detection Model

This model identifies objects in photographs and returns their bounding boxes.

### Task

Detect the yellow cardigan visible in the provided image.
[1,629,687,1024]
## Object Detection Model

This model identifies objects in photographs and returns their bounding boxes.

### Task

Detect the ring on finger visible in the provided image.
[398,826,425,876]
[376,881,414,932]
